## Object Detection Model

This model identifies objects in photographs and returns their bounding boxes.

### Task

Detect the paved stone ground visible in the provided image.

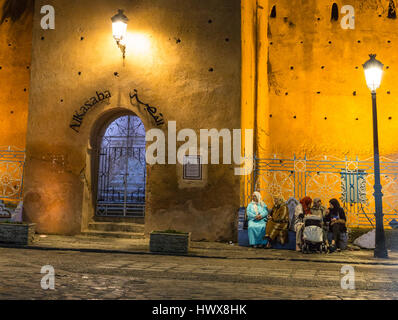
[13,234,398,265]
[1,246,398,300]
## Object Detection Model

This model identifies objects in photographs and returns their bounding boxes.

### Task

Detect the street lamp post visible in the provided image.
[363,54,388,259]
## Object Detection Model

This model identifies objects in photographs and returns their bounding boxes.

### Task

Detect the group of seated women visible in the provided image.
[246,192,347,252]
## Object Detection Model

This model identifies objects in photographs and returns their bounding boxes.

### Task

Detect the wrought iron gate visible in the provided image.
[245,155,398,229]
[96,115,146,217]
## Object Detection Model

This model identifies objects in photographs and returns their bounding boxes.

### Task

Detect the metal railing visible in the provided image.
[244,155,398,229]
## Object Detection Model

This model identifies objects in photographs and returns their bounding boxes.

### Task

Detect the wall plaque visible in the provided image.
[183,155,202,180]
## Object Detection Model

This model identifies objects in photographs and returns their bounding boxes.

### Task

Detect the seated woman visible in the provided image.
[246,191,268,248]
[294,196,312,251]
[324,198,347,252]
[264,197,289,248]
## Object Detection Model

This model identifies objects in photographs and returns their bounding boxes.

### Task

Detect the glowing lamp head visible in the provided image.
[363,54,384,92]
[111,9,129,42]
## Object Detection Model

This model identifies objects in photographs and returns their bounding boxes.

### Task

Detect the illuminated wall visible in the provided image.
[23,0,241,240]
[258,0,398,159]
[242,0,398,228]
[0,0,33,148]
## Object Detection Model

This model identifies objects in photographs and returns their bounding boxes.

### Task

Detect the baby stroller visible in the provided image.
[301,215,328,254]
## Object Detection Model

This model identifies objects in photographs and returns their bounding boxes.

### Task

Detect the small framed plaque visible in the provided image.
[183,155,202,180]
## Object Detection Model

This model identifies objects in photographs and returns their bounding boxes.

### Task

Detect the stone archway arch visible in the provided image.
[81,106,151,231]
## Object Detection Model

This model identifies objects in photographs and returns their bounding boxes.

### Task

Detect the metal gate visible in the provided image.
[245,155,398,229]
[96,115,146,217]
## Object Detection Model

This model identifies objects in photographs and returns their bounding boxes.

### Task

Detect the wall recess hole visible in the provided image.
[324,117,328,120]
[269,114,273,118]
[317,91,321,94]
[321,66,325,69]
[328,41,332,44]
[270,5,276,18]
[331,3,339,21]
[10,111,14,114]
[60,99,64,102]
[317,17,321,21]
[26,66,30,69]
[285,92,289,95]
[23,88,27,92]
[290,66,294,70]
[208,19,213,23]
[353,91,357,96]
[386,66,390,69]
[388,0,397,19]
[293,115,297,119]
[283,17,288,22]
[208,68,214,72]
[355,66,359,69]
[388,40,391,43]
[225,38,229,42]
[387,91,391,94]
[389,116,392,120]
[270,42,273,45]
[78,72,81,75]
[41,36,45,40]
[81,37,84,41]
[357,40,361,43]
[356,118,359,120]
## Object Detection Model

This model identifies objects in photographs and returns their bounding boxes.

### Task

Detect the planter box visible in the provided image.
[0,223,36,245]
[150,231,191,254]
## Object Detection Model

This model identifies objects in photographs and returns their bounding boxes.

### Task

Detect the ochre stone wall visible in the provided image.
[0,0,33,148]
[253,0,398,159]
[23,0,241,240]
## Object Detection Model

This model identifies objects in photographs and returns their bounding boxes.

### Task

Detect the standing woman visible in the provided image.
[325,198,347,251]
[246,191,269,248]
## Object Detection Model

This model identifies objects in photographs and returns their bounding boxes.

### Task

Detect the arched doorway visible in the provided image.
[96,115,146,217]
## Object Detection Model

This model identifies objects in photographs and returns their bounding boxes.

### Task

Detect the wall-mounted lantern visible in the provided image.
[111,9,129,59]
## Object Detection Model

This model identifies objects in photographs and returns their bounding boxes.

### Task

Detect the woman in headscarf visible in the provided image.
[246,191,269,248]
[294,196,312,251]
[324,198,347,251]
[287,197,299,232]
[264,196,289,247]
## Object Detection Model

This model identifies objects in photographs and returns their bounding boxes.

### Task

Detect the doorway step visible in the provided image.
[82,218,145,239]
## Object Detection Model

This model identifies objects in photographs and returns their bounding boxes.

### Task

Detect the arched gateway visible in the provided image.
[96,115,146,217]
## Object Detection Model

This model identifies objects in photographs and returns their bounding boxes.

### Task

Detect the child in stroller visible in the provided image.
[301,215,328,253]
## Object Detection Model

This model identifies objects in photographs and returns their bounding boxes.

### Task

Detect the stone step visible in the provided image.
[88,222,144,233]
[81,230,145,239]
[93,216,145,224]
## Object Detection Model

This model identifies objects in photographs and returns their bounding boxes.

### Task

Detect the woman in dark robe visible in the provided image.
[264,197,289,247]
[324,198,347,251]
